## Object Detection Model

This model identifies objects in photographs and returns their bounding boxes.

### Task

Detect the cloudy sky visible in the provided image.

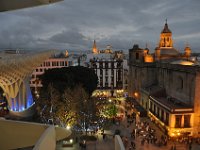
[0,0,200,52]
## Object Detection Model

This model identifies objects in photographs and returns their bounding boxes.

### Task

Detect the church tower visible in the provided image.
[92,40,98,54]
[184,43,192,58]
[159,20,173,48]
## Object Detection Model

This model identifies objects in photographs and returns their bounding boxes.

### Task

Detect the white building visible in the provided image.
[86,51,128,97]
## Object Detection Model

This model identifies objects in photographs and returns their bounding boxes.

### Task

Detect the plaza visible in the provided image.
[56,98,200,150]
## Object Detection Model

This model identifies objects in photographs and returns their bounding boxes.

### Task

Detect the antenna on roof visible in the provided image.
[185,41,190,47]
[166,18,167,24]
[145,43,149,49]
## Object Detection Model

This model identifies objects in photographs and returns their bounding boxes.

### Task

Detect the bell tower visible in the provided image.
[159,19,173,48]
[184,43,192,58]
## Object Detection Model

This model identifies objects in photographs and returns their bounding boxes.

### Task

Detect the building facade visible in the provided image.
[88,53,124,97]
[129,21,200,137]
[30,52,78,90]
[88,41,129,97]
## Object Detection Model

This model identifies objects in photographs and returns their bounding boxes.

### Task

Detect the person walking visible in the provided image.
[131,141,135,149]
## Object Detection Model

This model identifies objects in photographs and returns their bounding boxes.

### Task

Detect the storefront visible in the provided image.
[149,96,194,137]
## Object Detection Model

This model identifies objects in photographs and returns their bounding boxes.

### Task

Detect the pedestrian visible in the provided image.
[131,141,135,148]
[189,143,192,150]
[103,134,106,140]
[171,145,174,150]
[131,141,134,147]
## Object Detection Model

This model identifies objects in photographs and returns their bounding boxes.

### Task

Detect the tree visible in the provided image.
[102,103,118,119]
[40,66,98,95]
[36,66,99,129]
[35,83,60,124]
[56,85,89,127]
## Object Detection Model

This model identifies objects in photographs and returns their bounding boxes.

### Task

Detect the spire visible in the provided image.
[185,42,190,48]
[93,40,96,49]
[145,43,149,49]
[161,19,171,33]
[92,40,98,54]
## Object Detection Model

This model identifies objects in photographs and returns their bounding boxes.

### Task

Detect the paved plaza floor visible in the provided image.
[56,100,200,150]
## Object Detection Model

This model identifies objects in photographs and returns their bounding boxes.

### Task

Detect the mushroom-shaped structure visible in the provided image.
[0,0,63,12]
[0,50,54,117]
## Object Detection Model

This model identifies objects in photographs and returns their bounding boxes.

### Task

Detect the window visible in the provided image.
[111,70,114,76]
[149,101,152,111]
[60,61,64,66]
[111,77,114,83]
[99,62,103,68]
[105,62,108,68]
[105,69,108,75]
[175,115,182,128]
[111,62,114,68]
[161,110,164,122]
[153,104,155,113]
[46,62,50,66]
[136,53,139,60]
[52,62,57,66]
[157,107,160,118]
[105,77,108,82]
[125,80,128,84]
[184,115,191,128]
[177,76,183,91]
[100,69,103,76]
[134,69,137,78]
[165,113,169,126]
[117,62,122,68]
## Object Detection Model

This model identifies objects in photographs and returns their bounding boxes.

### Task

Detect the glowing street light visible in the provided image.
[66,125,71,130]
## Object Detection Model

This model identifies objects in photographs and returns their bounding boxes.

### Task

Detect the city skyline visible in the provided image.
[0,0,199,52]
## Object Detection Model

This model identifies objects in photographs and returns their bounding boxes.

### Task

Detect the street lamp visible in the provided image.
[35,78,40,99]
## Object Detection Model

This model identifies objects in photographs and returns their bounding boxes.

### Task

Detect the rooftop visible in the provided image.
[161,22,172,33]
[149,87,193,113]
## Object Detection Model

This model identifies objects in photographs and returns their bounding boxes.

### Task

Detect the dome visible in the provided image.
[171,60,194,66]
[159,47,179,56]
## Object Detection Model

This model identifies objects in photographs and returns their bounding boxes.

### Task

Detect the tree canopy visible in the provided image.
[40,66,98,95]
[36,66,99,128]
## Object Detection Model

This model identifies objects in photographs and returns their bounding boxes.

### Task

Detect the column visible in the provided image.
[169,114,175,128]
[181,115,184,128]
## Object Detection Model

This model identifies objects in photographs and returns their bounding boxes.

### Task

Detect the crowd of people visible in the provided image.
[119,100,197,150]
[74,98,200,150]
[120,100,165,149]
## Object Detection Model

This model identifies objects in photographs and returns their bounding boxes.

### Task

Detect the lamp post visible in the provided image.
[35,78,40,99]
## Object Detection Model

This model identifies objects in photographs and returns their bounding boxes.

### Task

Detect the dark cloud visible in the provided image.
[0,0,199,52]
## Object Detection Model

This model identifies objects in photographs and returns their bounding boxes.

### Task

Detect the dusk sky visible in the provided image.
[0,0,200,52]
